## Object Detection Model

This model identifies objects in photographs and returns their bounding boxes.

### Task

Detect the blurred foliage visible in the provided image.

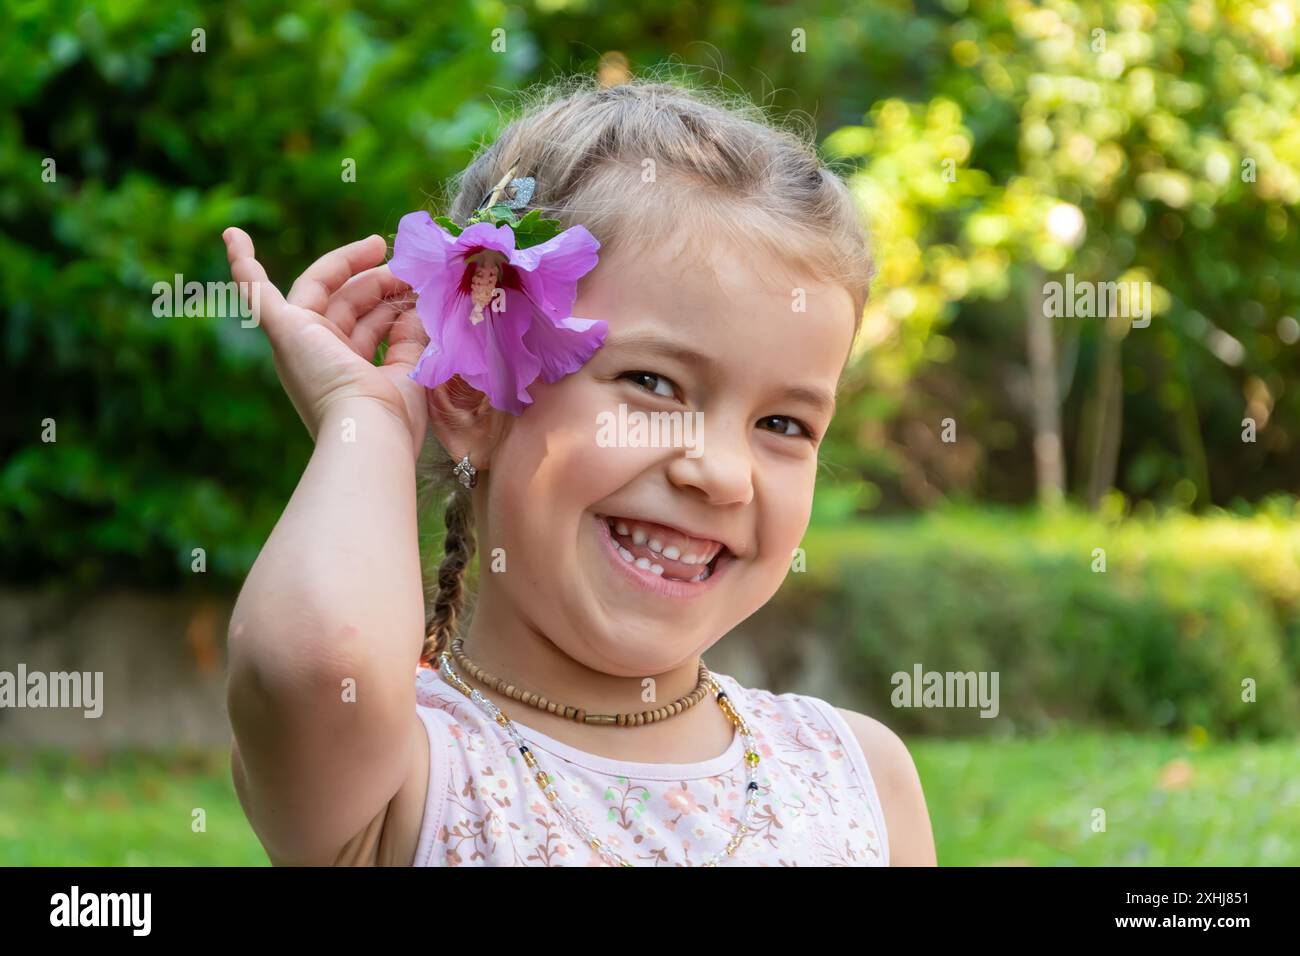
[2,0,541,587]
[786,503,1300,737]
[2,0,1299,587]
[820,0,1300,511]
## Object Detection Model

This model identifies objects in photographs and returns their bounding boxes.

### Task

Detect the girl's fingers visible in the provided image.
[287,234,389,316]
[223,227,289,337]
[324,265,412,336]
[381,307,429,369]
[349,300,404,362]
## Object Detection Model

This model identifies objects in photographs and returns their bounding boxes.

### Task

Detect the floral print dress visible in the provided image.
[411,666,889,866]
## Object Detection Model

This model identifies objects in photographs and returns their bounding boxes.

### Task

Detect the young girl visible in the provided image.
[222,75,936,867]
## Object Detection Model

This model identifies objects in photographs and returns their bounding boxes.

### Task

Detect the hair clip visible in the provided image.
[477,162,535,212]
[500,176,535,210]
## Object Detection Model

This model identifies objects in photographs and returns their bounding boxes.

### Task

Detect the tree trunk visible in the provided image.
[1024,267,1065,508]
[1085,316,1124,509]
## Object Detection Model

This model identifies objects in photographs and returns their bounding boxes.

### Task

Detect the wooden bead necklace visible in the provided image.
[450,637,711,726]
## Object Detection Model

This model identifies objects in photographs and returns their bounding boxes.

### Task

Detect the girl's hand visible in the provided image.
[223,227,429,451]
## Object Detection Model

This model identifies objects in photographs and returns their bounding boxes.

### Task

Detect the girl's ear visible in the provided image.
[426,375,501,470]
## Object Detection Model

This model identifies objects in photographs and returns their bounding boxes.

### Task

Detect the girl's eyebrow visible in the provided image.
[607,331,837,415]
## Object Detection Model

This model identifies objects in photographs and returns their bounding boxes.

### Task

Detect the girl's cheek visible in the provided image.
[766,478,817,562]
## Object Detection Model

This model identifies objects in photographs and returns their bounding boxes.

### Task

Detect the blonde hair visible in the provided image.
[417,68,874,667]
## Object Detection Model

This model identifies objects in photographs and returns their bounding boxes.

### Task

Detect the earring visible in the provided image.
[453,454,478,489]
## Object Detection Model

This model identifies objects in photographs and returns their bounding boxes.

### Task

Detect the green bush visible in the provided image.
[7,1,1300,590]
[0,2,533,589]
[0,0,912,588]
[784,505,1300,738]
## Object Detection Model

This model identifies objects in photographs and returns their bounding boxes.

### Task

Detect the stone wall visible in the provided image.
[0,590,231,748]
[0,589,851,749]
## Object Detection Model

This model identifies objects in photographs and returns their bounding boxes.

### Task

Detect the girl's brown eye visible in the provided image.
[759,415,816,440]
[621,370,677,399]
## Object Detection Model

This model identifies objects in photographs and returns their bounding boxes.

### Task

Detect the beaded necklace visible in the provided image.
[451,637,711,725]
[435,651,764,866]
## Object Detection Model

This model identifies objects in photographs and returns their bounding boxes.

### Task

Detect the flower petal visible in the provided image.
[409,287,489,389]
[390,210,457,302]
[457,288,540,416]
[456,221,516,258]
[509,225,600,322]
[521,311,609,384]
[395,212,605,417]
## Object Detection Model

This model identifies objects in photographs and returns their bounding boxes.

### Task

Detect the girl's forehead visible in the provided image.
[586,230,841,310]
[584,246,856,392]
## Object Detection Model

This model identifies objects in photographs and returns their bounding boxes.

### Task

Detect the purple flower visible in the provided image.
[390,212,606,416]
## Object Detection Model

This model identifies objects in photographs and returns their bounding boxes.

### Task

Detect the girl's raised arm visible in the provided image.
[222,229,432,865]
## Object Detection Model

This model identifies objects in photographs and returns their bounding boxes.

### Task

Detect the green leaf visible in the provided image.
[513,215,564,249]
[433,215,463,236]
[515,208,544,232]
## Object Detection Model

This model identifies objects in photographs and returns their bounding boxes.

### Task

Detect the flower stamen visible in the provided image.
[468,251,507,325]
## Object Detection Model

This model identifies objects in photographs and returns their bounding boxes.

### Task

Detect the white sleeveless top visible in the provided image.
[411,666,889,866]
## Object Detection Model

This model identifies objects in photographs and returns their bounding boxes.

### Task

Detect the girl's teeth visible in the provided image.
[604,515,721,584]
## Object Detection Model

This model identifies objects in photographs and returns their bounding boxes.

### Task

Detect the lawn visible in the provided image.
[2,733,1295,865]
[913,732,1300,866]
[0,749,268,867]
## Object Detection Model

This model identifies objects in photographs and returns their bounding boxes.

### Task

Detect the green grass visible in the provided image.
[0,749,267,866]
[913,732,1300,865]
[2,733,1296,865]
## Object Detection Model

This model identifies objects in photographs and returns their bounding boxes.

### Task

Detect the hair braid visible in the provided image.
[419,487,477,667]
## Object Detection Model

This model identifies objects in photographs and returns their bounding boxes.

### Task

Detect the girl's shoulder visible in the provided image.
[414,663,470,720]
[711,670,864,744]
[714,672,934,866]
[712,670,880,750]
[708,672,900,864]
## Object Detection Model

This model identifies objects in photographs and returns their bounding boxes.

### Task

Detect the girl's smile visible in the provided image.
[591,511,736,599]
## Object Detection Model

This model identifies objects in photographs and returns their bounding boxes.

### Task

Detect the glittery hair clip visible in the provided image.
[479,170,535,211]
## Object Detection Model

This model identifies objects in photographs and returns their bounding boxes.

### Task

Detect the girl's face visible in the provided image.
[480,233,856,677]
